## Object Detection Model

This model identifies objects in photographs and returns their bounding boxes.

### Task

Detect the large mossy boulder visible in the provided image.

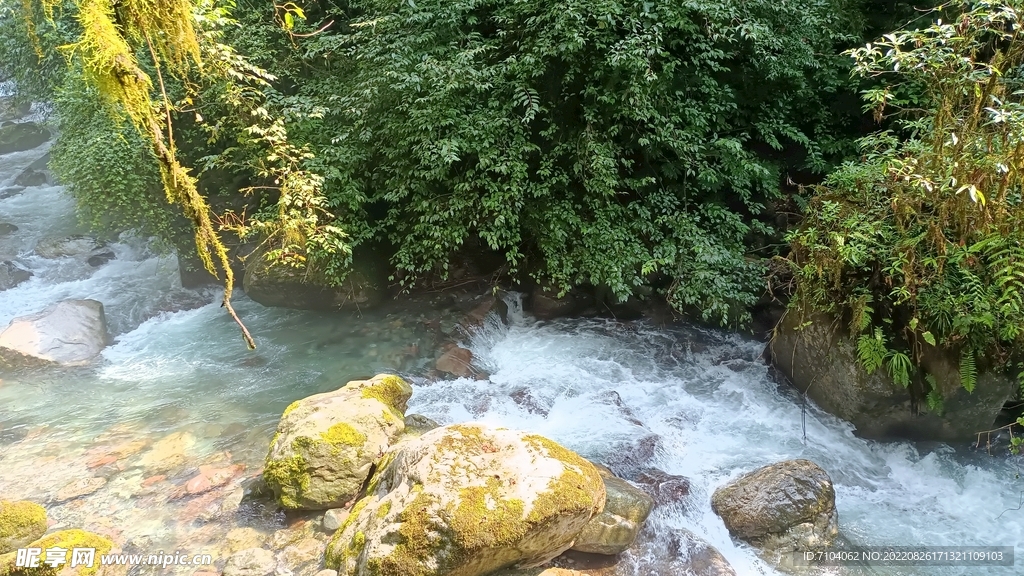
[0,300,109,369]
[325,424,606,576]
[243,247,384,311]
[0,500,47,554]
[571,470,653,555]
[0,122,49,155]
[771,310,1017,441]
[711,459,837,563]
[264,374,413,510]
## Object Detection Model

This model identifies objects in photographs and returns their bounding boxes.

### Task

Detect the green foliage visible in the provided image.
[49,74,188,246]
[258,0,868,324]
[789,0,1024,399]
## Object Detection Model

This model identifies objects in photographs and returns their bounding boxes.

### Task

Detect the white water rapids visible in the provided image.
[0,110,1022,576]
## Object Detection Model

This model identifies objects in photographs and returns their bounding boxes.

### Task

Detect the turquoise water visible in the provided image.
[1,114,1022,576]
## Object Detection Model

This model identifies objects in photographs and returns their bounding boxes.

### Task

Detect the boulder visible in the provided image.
[12,168,48,187]
[711,459,838,561]
[0,99,31,123]
[0,262,32,292]
[771,309,1018,441]
[0,223,16,238]
[264,374,413,510]
[0,299,109,368]
[665,529,737,576]
[34,236,112,262]
[571,475,653,555]
[325,424,606,576]
[436,345,475,377]
[402,414,440,436]
[528,284,589,320]
[0,500,47,554]
[633,468,690,507]
[243,247,384,311]
[0,122,49,155]
[322,509,349,532]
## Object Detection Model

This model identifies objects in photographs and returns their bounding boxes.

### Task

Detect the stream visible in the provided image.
[1,108,1022,576]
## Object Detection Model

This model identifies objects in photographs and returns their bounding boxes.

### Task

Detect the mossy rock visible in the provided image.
[0,501,47,554]
[570,474,653,555]
[264,374,413,510]
[0,529,115,576]
[325,423,606,576]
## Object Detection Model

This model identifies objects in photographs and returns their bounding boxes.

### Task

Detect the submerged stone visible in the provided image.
[325,423,606,576]
[571,475,653,555]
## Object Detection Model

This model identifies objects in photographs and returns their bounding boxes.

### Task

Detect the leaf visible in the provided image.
[960,350,978,393]
[921,331,936,346]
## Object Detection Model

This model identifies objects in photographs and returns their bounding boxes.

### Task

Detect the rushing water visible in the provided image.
[1,111,1023,576]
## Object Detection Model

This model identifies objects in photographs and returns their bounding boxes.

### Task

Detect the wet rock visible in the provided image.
[224,548,276,576]
[510,387,549,416]
[602,434,661,476]
[224,528,267,557]
[633,468,691,507]
[87,251,116,267]
[325,423,606,576]
[141,475,166,487]
[0,261,32,292]
[243,247,384,311]
[55,477,107,502]
[0,299,109,368]
[402,414,440,436]
[0,121,50,155]
[34,235,112,262]
[321,509,349,532]
[0,99,31,123]
[711,459,838,563]
[313,571,337,576]
[264,374,412,510]
[528,284,588,320]
[136,431,196,473]
[0,500,47,554]
[666,529,737,576]
[0,223,16,237]
[771,309,1017,442]
[278,537,321,570]
[435,345,474,377]
[12,167,48,187]
[462,295,509,327]
[572,475,654,555]
[0,186,25,199]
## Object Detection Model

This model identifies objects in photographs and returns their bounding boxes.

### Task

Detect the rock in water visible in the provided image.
[0,122,49,155]
[223,548,276,576]
[34,235,112,261]
[0,500,47,554]
[264,374,413,510]
[0,262,32,292]
[711,459,838,564]
[0,299,109,368]
[243,246,384,311]
[571,475,653,555]
[325,423,606,576]
[12,168,48,187]
[0,223,17,238]
[435,345,474,377]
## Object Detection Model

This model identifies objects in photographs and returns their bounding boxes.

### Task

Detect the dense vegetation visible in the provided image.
[789,0,1024,413]
[7,0,1024,420]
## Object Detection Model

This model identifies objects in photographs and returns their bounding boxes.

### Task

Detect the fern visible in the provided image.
[959,350,978,393]
[857,327,887,373]
[886,351,913,388]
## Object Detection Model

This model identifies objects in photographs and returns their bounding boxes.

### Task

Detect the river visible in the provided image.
[1,109,1022,576]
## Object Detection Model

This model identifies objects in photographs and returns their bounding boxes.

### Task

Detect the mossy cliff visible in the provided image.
[325,423,605,576]
[264,374,413,510]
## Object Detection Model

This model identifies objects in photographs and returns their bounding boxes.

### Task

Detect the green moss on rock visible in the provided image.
[358,375,413,413]
[20,530,112,576]
[0,500,47,555]
[523,435,605,522]
[321,423,368,447]
[263,454,310,509]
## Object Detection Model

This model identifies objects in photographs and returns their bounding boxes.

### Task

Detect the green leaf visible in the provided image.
[921,331,936,346]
